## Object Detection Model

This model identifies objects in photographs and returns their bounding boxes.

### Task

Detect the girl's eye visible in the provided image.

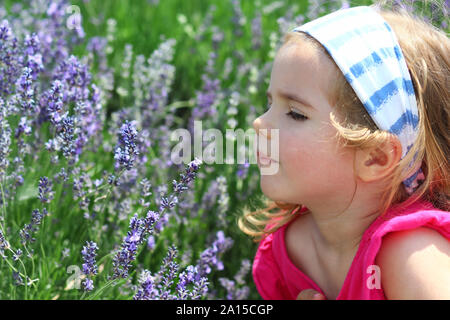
[286,108,307,121]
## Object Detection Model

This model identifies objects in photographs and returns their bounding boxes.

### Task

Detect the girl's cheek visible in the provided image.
[281,138,315,168]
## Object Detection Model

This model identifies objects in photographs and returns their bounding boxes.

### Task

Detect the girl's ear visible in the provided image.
[354,136,402,183]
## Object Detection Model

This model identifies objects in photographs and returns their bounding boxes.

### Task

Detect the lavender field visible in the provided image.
[0,0,447,300]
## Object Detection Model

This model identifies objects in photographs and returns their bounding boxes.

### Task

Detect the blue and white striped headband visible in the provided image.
[292,6,424,195]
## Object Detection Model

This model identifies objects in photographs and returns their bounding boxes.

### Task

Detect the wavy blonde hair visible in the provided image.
[238,6,450,242]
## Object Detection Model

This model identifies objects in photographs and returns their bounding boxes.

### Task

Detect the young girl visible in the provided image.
[239,5,449,300]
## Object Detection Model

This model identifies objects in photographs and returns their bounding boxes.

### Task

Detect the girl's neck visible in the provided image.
[304,187,383,256]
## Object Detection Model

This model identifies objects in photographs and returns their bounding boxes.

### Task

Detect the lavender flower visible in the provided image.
[112,159,201,280]
[16,67,36,114]
[12,271,23,286]
[0,99,12,177]
[83,278,94,291]
[38,176,54,203]
[0,230,9,258]
[190,277,209,300]
[189,52,220,127]
[24,33,43,78]
[112,213,147,279]
[12,248,22,261]
[19,208,47,244]
[14,116,32,138]
[175,265,199,299]
[196,231,233,278]
[43,80,64,125]
[134,270,158,300]
[251,12,263,50]
[81,241,99,291]
[114,120,139,171]
[236,162,250,179]
[231,0,246,38]
[218,259,251,300]
[58,114,78,159]
[158,245,179,299]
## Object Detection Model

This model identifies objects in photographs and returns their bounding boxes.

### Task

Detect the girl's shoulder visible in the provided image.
[340,198,450,299]
[373,205,450,298]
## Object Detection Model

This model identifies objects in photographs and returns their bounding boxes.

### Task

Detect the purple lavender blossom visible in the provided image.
[112,213,147,279]
[218,259,251,300]
[0,230,9,258]
[38,176,54,203]
[0,20,20,96]
[0,99,12,176]
[112,159,200,280]
[12,271,23,286]
[158,245,179,299]
[14,116,32,139]
[43,80,64,125]
[175,265,198,299]
[190,277,209,300]
[57,113,78,159]
[81,241,99,291]
[133,270,158,300]
[196,231,233,278]
[16,67,36,114]
[19,208,47,244]
[251,12,262,50]
[12,248,22,261]
[83,278,94,291]
[81,241,99,276]
[236,162,250,179]
[114,120,139,171]
[231,0,246,38]
[55,55,91,102]
[24,33,43,78]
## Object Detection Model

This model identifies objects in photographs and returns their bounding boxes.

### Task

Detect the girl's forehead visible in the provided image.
[271,42,337,100]
[276,41,320,65]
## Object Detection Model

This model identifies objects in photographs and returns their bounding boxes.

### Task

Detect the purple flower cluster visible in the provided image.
[112,210,160,279]
[218,259,251,300]
[38,176,54,203]
[19,208,48,245]
[81,241,99,291]
[16,67,36,114]
[157,245,179,299]
[196,231,233,278]
[133,246,210,300]
[114,120,139,171]
[188,52,221,135]
[0,230,9,258]
[133,269,158,300]
[112,159,202,282]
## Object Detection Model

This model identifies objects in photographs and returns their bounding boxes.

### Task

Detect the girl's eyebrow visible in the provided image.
[266,90,315,110]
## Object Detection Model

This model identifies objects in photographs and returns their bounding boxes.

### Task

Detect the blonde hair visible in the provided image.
[238,7,450,242]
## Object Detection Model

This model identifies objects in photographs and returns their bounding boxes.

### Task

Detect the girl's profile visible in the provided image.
[239,3,449,300]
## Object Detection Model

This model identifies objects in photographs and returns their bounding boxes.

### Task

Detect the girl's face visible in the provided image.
[253,39,357,207]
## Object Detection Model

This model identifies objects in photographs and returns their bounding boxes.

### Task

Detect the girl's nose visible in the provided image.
[253,115,274,139]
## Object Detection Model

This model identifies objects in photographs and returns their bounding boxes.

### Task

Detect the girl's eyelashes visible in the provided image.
[266,103,308,121]
[286,108,308,121]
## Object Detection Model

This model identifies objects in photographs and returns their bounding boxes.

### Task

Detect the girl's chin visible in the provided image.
[260,176,282,199]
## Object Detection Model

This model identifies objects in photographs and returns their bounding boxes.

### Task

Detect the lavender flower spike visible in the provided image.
[38,176,54,203]
[114,120,139,171]
[81,241,99,291]
[19,208,47,244]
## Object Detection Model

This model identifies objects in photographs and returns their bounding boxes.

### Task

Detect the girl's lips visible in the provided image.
[257,151,278,166]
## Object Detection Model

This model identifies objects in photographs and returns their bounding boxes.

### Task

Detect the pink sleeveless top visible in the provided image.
[252,199,450,300]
